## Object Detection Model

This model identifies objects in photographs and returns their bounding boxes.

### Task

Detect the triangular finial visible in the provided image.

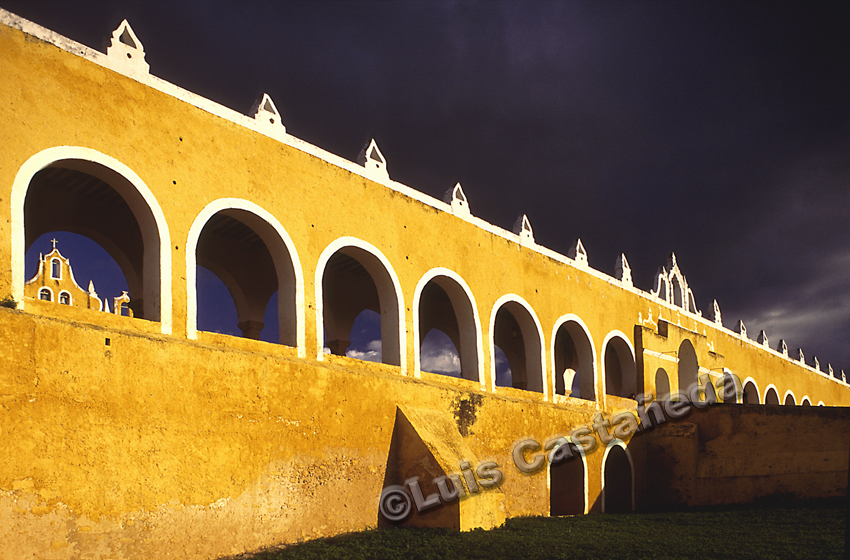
[757,330,768,346]
[568,239,588,267]
[777,339,788,356]
[708,300,722,324]
[813,356,820,371]
[443,183,470,218]
[667,252,677,270]
[249,93,286,134]
[356,139,389,180]
[615,253,632,286]
[512,214,534,245]
[796,348,805,363]
[735,319,747,339]
[106,20,149,75]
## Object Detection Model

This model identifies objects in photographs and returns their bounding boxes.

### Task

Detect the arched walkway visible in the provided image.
[764,386,780,405]
[677,340,698,397]
[413,269,482,383]
[655,368,670,401]
[743,378,760,404]
[187,201,302,348]
[12,147,172,333]
[552,315,595,401]
[490,295,545,394]
[316,238,404,369]
[784,391,796,406]
[602,332,636,399]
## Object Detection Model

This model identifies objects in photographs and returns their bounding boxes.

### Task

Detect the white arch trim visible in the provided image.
[818,401,825,407]
[601,439,635,513]
[763,384,780,404]
[722,368,743,404]
[600,329,636,403]
[412,267,484,385]
[743,377,760,404]
[185,198,306,356]
[314,236,406,372]
[488,293,547,399]
[11,146,172,334]
[550,314,598,403]
[783,389,797,406]
[547,436,590,515]
[801,396,812,406]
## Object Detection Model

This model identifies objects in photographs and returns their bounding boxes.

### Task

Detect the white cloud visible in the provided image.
[347,339,382,363]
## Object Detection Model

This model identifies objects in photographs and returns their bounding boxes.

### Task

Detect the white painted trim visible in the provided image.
[411,268,483,387]
[601,439,635,513]
[314,237,406,372]
[37,286,54,302]
[801,396,812,406]
[763,384,780,405]
[550,314,598,404]
[547,437,589,516]
[58,290,72,305]
[185,199,305,356]
[600,330,636,404]
[10,146,172,334]
[642,348,679,364]
[488,293,547,399]
[817,401,825,407]
[783,389,797,406]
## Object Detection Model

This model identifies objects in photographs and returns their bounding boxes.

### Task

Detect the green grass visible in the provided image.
[225,504,846,560]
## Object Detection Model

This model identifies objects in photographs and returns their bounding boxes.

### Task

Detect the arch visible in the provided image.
[38,287,53,302]
[602,440,634,513]
[412,268,483,383]
[549,438,588,516]
[601,331,636,399]
[489,294,546,396]
[50,257,62,280]
[58,290,72,305]
[315,237,405,370]
[677,339,699,398]
[801,397,812,406]
[671,275,683,308]
[783,390,796,406]
[551,314,596,402]
[655,368,670,401]
[818,401,825,407]
[743,377,760,404]
[764,385,780,405]
[12,146,172,333]
[186,199,304,352]
[720,369,741,404]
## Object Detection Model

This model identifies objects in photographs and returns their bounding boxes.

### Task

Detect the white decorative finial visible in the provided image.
[249,93,286,135]
[443,183,470,218]
[357,139,389,180]
[106,20,149,75]
[615,253,631,286]
[568,239,587,267]
[512,215,534,245]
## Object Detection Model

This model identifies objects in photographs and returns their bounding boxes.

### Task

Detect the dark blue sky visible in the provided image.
[7,1,850,371]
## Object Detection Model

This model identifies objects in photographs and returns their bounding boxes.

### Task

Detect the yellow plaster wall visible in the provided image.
[1,14,849,558]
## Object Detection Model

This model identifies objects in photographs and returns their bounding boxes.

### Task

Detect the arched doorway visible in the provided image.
[549,442,585,516]
[603,443,633,513]
[743,379,760,404]
[764,387,780,405]
[655,368,670,401]
[677,340,699,398]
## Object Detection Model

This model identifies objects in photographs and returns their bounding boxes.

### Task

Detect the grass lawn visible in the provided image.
[226,503,846,559]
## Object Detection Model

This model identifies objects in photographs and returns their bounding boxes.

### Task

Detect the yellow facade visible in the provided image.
[0,11,848,559]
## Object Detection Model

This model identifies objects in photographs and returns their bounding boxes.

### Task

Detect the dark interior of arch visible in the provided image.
[554,323,594,401]
[677,340,699,398]
[494,306,534,391]
[550,443,584,516]
[604,446,632,513]
[655,368,670,401]
[196,212,283,343]
[24,166,151,319]
[743,382,759,404]
[418,281,463,378]
[323,251,381,359]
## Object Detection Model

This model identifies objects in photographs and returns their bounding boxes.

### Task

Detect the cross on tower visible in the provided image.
[51,238,58,250]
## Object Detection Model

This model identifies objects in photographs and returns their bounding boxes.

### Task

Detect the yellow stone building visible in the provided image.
[0,10,847,559]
